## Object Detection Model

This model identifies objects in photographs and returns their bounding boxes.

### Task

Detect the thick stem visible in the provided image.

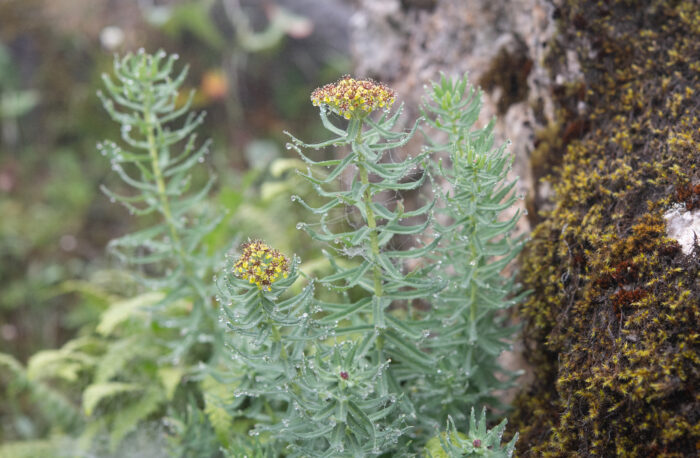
[353,122,386,364]
[360,166,384,298]
[263,298,301,420]
[269,318,289,362]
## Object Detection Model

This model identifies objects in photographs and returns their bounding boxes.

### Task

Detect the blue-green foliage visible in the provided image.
[414,75,527,428]
[97,50,218,289]
[425,407,518,457]
[96,50,223,359]
[218,254,405,455]
[217,74,524,455]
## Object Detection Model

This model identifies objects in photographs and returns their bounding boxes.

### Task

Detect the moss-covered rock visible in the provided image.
[510,0,699,456]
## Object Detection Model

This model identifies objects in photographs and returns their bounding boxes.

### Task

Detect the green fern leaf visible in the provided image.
[1,353,82,432]
[109,388,164,451]
[96,291,165,335]
[82,382,140,416]
[27,348,96,382]
[157,366,185,401]
[94,336,142,383]
[201,375,235,447]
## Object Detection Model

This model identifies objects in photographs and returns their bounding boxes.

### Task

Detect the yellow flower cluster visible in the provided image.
[233,240,290,290]
[311,76,396,120]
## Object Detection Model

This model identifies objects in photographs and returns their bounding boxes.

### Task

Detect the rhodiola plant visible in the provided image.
[425,408,518,457]
[218,74,525,456]
[415,74,528,428]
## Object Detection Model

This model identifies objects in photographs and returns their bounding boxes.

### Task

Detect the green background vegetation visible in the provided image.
[0,0,349,444]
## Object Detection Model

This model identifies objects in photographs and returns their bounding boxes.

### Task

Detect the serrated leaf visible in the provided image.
[27,349,95,382]
[202,375,234,447]
[109,388,163,451]
[83,382,141,416]
[95,336,142,383]
[96,292,164,336]
[157,366,185,400]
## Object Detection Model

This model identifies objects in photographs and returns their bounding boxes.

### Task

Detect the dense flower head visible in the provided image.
[233,240,290,290]
[311,76,396,120]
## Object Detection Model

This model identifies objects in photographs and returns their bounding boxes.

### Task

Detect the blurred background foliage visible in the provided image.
[0,0,351,442]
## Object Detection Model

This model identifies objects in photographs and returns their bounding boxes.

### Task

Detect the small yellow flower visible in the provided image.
[233,240,290,291]
[311,76,396,120]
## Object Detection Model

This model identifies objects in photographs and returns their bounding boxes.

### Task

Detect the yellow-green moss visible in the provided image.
[511,1,699,456]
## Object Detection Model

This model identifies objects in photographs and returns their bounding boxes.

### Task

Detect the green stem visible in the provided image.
[465,144,479,341]
[264,297,300,416]
[354,128,383,298]
[269,318,289,362]
[143,92,188,267]
[451,126,478,340]
[353,121,386,362]
[263,398,279,424]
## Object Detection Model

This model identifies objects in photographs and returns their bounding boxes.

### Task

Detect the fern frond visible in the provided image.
[1,353,83,433]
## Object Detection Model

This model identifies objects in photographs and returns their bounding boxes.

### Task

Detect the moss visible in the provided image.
[510,1,699,456]
[674,182,700,210]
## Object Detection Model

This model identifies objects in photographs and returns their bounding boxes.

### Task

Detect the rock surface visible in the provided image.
[349,0,561,234]
[664,206,700,255]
